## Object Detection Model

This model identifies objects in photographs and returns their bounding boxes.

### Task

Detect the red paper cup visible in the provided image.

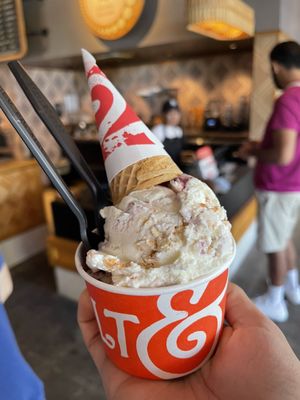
[76,242,235,380]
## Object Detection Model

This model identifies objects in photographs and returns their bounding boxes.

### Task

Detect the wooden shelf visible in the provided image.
[0,159,44,241]
[0,148,12,154]
[185,131,249,146]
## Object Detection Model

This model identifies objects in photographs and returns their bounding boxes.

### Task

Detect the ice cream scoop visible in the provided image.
[86,175,234,288]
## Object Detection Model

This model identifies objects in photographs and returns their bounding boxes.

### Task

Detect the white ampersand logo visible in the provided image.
[136,281,227,379]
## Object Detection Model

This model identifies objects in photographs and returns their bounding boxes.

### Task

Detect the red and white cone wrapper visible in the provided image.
[81,49,170,184]
[76,243,235,379]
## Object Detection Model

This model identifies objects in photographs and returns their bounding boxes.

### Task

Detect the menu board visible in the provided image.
[0,0,27,62]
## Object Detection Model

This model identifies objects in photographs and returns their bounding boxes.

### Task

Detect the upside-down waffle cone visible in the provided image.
[110,155,182,204]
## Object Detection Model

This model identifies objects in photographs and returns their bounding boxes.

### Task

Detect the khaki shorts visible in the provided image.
[256,190,300,253]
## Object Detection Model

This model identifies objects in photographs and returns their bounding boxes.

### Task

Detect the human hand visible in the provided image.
[236,141,260,160]
[78,283,300,400]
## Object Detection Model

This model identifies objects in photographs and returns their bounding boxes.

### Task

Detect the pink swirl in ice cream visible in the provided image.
[86,175,234,288]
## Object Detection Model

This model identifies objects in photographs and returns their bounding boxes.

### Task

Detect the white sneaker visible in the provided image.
[285,285,300,305]
[253,294,289,323]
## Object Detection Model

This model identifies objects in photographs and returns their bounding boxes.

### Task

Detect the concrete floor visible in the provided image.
[233,223,300,357]
[5,228,300,399]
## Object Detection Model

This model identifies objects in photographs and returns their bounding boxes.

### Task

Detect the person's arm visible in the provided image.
[255,98,299,165]
[238,97,299,164]
[253,128,298,165]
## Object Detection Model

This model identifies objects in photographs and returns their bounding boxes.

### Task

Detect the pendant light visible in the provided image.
[187,0,254,41]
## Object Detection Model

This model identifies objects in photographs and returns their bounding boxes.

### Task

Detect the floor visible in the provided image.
[5,226,300,399]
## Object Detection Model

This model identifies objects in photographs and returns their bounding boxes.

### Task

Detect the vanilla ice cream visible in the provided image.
[86,175,234,288]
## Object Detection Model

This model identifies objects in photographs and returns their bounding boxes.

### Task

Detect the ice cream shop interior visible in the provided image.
[1,0,300,398]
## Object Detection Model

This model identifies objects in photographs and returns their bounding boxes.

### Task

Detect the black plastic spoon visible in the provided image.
[8,60,104,236]
[0,85,100,251]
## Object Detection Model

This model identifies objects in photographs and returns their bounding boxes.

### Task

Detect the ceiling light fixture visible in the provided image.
[187,0,254,41]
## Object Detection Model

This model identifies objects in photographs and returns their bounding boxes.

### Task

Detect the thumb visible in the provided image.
[77,290,109,374]
[77,290,103,354]
[225,283,266,328]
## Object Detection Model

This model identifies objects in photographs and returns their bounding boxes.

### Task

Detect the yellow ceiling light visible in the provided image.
[187,0,255,41]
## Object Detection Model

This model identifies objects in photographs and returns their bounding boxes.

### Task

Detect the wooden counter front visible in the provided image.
[230,196,257,242]
[0,159,44,241]
[47,235,79,271]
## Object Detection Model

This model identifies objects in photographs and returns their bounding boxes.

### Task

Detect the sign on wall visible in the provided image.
[79,0,145,41]
[0,0,27,62]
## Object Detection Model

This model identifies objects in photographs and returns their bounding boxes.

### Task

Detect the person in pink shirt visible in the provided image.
[239,41,300,322]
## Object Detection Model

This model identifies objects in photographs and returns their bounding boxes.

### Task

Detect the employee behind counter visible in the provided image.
[152,99,183,166]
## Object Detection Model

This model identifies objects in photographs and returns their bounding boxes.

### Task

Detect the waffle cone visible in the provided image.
[110,155,182,204]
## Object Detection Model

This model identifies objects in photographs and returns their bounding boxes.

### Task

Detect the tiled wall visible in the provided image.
[105,51,253,129]
[0,51,252,160]
[0,64,90,160]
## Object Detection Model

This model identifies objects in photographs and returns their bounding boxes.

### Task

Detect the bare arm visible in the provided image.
[254,129,298,165]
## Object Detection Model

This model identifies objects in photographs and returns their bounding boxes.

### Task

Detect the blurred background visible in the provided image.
[0,1,300,398]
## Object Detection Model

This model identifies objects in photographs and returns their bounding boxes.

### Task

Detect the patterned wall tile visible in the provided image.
[104,52,253,129]
[0,51,252,161]
[0,65,85,160]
